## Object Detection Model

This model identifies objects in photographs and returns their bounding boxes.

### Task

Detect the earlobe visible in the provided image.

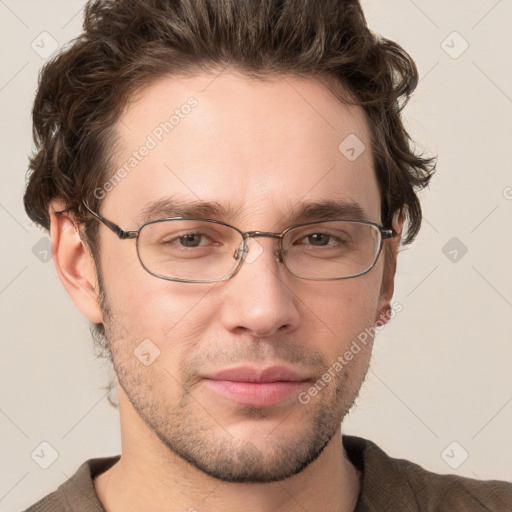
[49,200,103,324]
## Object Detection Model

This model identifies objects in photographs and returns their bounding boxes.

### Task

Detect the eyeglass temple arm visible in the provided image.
[381,227,396,240]
[82,201,138,240]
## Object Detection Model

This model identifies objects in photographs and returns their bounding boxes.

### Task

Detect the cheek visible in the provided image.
[99,240,219,349]
[301,265,384,351]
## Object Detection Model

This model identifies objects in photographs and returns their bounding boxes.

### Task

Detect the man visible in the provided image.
[23,0,511,510]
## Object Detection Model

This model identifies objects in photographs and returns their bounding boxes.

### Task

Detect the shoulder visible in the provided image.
[343,435,512,512]
[24,492,64,512]
[23,456,120,512]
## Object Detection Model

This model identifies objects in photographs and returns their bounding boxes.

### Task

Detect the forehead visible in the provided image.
[105,70,381,228]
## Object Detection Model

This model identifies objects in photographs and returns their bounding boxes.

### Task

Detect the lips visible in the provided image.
[202,366,311,407]
[205,366,308,383]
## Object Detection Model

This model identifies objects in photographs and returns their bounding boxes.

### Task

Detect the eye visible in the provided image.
[295,231,348,247]
[176,233,209,247]
[160,231,218,249]
[304,233,331,246]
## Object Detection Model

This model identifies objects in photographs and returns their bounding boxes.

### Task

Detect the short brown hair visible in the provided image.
[24,0,435,361]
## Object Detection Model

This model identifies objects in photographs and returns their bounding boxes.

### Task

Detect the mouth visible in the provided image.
[201,366,311,407]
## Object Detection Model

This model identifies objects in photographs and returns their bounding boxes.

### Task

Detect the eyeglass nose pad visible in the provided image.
[233,243,246,261]
[275,249,286,263]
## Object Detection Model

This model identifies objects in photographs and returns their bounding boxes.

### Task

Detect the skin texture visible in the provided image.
[50,70,403,512]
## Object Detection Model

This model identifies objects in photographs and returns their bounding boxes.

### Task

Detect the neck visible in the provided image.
[94,391,361,512]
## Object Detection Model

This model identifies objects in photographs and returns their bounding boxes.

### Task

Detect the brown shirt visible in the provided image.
[24,436,512,512]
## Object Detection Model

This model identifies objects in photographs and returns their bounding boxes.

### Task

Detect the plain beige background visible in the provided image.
[1,0,511,510]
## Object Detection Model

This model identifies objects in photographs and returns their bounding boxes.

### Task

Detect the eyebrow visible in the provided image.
[291,200,368,223]
[136,197,369,225]
[137,198,238,224]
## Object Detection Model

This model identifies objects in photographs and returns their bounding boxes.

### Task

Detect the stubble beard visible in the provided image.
[96,270,369,483]
[108,326,368,483]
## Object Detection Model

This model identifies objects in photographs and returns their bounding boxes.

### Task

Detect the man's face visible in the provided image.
[95,71,390,482]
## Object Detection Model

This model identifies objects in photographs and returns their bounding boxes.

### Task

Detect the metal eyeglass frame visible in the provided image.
[77,200,396,283]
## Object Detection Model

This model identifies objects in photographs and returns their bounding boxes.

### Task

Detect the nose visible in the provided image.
[220,237,300,338]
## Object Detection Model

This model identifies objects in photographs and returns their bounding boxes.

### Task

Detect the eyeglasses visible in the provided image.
[81,201,395,283]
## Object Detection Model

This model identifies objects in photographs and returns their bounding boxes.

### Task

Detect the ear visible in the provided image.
[49,200,103,324]
[375,209,405,326]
